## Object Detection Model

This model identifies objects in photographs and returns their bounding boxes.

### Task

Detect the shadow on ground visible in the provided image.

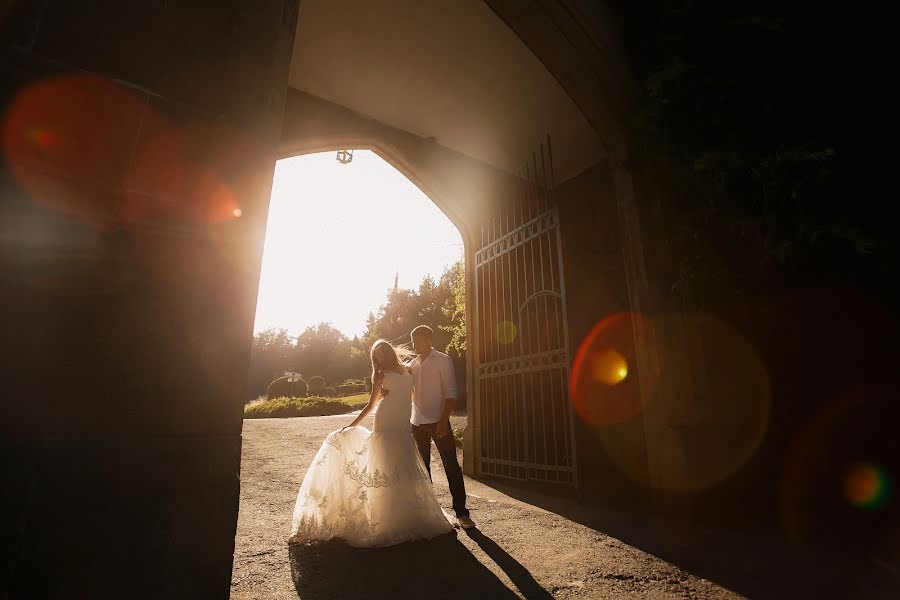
[462,529,553,599]
[481,477,900,600]
[289,529,540,599]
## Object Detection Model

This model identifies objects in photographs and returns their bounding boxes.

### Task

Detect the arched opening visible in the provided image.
[233,147,470,592]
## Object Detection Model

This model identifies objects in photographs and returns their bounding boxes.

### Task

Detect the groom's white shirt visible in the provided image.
[409,349,457,426]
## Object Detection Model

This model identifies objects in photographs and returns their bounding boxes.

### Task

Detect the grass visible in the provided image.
[244,393,464,450]
[328,392,370,407]
[244,393,370,419]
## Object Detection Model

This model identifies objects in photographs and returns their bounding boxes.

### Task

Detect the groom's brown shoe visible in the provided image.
[457,515,476,530]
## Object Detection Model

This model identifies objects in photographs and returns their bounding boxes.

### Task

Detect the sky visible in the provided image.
[253,150,463,338]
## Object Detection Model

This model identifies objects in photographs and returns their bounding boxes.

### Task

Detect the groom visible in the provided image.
[409,325,475,529]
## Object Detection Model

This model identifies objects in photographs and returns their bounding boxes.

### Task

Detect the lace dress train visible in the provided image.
[289,371,452,547]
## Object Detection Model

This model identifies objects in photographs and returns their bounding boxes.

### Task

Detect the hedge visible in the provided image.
[244,396,358,419]
[266,376,307,398]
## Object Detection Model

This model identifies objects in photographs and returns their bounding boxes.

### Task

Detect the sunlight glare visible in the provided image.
[253,151,463,338]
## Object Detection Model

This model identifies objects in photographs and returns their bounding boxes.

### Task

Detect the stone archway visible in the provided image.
[1,2,652,596]
[278,99,515,481]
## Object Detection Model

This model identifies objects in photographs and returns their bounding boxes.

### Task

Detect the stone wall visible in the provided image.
[1,2,298,596]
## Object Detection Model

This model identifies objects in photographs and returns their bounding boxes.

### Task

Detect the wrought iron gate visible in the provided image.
[473,140,577,486]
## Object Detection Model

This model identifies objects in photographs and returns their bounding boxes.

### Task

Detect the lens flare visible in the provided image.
[26,128,55,150]
[3,74,258,227]
[570,313,649,427]
[656,315,770,492]
[3,74,148,222]
[842,463,892,511]
[126,123,246,224]
[496,320,518,344]
[573,313,769,492]
[590,350,628,385]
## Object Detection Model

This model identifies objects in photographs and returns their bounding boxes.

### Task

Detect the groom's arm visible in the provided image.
[436,355,457,437]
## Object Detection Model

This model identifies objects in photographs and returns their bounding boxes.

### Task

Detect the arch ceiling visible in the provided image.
[288,0,606,184]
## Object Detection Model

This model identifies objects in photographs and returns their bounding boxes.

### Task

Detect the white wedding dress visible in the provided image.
[289,370,453,547]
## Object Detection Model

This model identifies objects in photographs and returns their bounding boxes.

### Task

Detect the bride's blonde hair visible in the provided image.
[370,339,414,381]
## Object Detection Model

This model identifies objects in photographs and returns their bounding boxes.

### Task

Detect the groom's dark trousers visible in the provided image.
[411,420,469,518]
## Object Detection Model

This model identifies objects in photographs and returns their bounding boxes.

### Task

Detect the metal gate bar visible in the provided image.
[473,137,577,486]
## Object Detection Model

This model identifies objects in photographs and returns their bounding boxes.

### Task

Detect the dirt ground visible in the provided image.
[231,413,897,599]
[231,413,742,599]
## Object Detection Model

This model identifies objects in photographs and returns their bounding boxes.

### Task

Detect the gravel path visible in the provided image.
[231,413,741,599]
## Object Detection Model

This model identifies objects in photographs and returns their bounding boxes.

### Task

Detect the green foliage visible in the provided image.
[335,383,366,396]
[295,323,354,383]
[440,260,466,356]
[324,386,336,397]
[307,375,326,395]
[247,323,372,400]
[244,392,370,418]
[364,376,372,392]
[265,375,307,398]
[244,396,362,419]
[336,392,370,407]
[247,328,295,402]
[246,259,468,402]
[619,1,895,303]
[361,259,465,358]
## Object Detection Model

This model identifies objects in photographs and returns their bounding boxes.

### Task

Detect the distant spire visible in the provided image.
[393,272,399,293]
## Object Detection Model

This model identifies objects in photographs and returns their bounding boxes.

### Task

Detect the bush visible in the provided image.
[335,383,366,396]
[244,396,357,419]
[266,376,307,398]
[307,375,326,395]
[324,386,336,397]
[364,376,372,392]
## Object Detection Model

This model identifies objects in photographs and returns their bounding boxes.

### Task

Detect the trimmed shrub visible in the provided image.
[307,375,326,395]
[266,376,307,399]
[244,396,357,419]
[335,383,366,396]
[324,386,336,397]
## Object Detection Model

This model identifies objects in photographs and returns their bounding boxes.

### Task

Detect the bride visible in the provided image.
[288,339,453,547]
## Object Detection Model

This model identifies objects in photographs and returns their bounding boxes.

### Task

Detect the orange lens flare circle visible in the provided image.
[659,315,771,492]
[570,313,649,427]
[590,349,628,385]
[572,313,769,492]
[3,74,254,227]
[126,123,250,224]
[2,74,148,222]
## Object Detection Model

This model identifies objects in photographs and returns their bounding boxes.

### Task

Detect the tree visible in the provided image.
[246,261,467,401]
[359,259,465,375]
[291,322,374,385]
[246,328,295,400]
[440,260,466,357]
[615,1,896,307]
